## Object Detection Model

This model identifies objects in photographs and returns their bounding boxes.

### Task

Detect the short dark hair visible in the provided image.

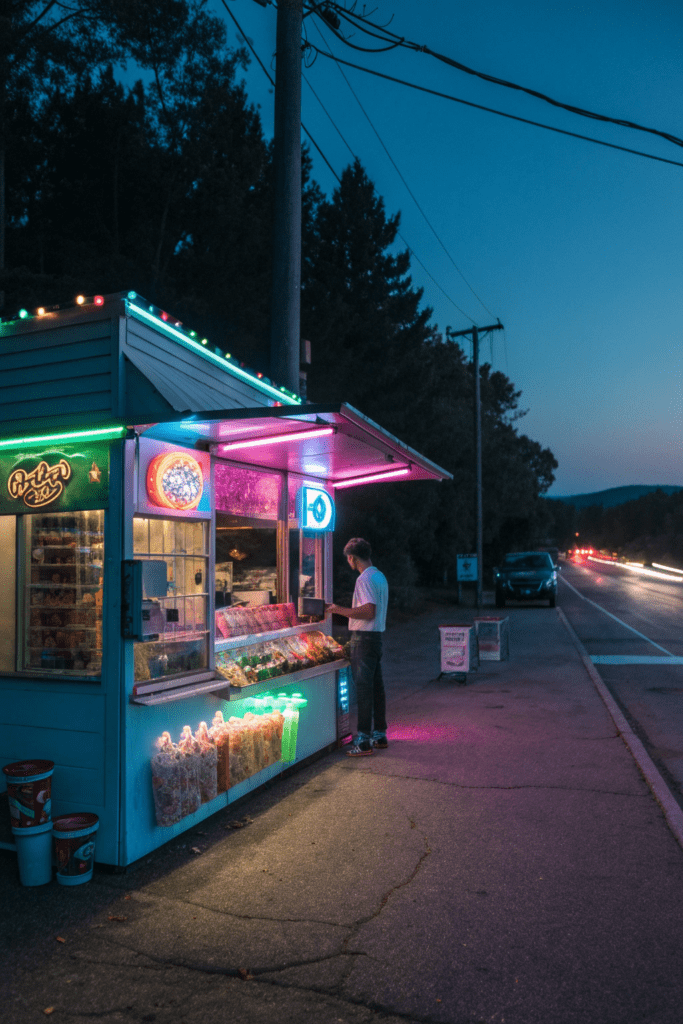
[343,537,372,561]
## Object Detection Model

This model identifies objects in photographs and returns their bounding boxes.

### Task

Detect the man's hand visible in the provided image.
[325,602,375,621]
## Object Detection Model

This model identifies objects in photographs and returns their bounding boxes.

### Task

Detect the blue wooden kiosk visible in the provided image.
[0,292,450,867]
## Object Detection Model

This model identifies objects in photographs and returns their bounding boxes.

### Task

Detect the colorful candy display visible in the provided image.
[215,631,344,688]
[150,693,309,825]
[215,603,297,639]
[210,709,284,787]
[151,722,217,827]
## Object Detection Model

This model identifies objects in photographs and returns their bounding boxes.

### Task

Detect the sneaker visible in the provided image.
[346,741,373,757]
[372,737,388,749]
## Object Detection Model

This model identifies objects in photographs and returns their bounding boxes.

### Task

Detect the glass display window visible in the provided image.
[286,474,328,618]
[133,517,209,682]
[215,513,277,609]
[289,527,325,618]
[20,510,104,677]
[215,462,282,520]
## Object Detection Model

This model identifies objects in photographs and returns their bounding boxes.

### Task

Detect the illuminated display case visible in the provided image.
[132,517,209,682]
[214,630,345,689]
[21,510,104,677]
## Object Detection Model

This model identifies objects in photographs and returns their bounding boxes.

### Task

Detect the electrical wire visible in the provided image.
[316,2,683,153]
[302,70,476,323]
[220,0,339,181]
[307,46,683,170]
[222,0,478,324]
[312,20,494,319]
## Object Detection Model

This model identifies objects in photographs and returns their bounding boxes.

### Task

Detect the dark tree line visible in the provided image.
[546,490,683,567]
[2,1,558,602]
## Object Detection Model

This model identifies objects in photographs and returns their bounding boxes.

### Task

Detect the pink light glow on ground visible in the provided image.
[386,723,461,744]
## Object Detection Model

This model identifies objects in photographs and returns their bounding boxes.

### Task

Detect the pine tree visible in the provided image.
[302,158,437,423]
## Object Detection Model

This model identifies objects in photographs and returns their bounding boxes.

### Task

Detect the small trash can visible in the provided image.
[11,820,53,886]
[52,813,99,886]
[2,759,54,828]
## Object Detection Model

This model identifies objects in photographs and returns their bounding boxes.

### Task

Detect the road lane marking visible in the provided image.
[591,655,683,665]
[560,576,674,655]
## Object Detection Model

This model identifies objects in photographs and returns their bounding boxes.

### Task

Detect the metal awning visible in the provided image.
[136,403,451,487]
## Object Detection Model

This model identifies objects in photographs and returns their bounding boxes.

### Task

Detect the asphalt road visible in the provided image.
[559,557,683,806]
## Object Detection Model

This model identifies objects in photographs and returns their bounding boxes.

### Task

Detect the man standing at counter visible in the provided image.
[326,538,388,756]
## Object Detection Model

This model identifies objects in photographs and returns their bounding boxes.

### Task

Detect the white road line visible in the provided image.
[592,655,683,665]
[560,576,674,656]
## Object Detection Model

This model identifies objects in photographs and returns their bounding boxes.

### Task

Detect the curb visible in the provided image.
[558,606,683,852]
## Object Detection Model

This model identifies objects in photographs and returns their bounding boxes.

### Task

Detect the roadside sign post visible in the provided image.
[456,554,477,604]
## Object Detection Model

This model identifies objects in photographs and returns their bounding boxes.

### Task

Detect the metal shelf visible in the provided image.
[130,659,348,706]
[214,620,326,651]
[212,659,349,701]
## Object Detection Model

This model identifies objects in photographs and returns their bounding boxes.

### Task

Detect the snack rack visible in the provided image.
[23,511,104,676]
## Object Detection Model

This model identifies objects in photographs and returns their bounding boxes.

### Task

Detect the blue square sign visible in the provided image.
[298,486,335,531]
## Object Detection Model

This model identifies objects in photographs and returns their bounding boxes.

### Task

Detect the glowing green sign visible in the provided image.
[0,443,110,514]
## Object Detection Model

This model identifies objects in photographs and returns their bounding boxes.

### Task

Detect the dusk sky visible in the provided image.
[212,0,682,496]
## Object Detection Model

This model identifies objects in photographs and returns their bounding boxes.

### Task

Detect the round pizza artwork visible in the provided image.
[146,452,204,510]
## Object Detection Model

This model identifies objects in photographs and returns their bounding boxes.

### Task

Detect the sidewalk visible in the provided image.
[3,606,683,1024]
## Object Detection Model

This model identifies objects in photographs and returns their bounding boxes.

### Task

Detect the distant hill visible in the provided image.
[548,485,683,509]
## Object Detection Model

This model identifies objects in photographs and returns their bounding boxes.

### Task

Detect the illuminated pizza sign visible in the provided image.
[298,485,335,531]
[146,451,204,511]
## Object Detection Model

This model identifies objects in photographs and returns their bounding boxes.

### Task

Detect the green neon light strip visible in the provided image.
[0,426,126,449]
[127,302,301,406]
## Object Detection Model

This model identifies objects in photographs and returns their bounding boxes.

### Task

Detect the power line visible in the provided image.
[220,0,339,181]
[302,71,356,164]
[312,20,494,319]
[307,46,683,171]
[317,2,683,154]
[302,69,476,323]
[222,0,478,324]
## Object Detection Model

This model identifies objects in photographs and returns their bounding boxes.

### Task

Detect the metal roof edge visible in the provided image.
[338,404,453,481]
[124,298,302,408]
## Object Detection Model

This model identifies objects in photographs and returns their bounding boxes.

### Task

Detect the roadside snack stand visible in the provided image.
[0,292,450,867]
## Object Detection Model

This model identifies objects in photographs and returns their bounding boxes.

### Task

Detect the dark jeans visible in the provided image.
[350,631,387,739]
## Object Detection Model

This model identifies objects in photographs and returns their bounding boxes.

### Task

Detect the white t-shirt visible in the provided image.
[349,566,388,632]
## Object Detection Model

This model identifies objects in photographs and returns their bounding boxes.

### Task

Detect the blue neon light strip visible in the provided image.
[127,302,301,406]
[0,426,126,449]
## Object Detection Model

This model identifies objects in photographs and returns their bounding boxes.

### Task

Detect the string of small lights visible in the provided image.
[0,292,303,407]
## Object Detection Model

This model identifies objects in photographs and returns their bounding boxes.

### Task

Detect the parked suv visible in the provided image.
[494,551,559,608]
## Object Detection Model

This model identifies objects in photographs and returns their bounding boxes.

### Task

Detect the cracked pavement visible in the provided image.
[3,607,683,1023]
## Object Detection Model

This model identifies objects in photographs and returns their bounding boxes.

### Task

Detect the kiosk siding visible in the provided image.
[0,317,116,431]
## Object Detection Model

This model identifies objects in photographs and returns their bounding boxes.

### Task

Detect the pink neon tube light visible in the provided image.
[334,466,411,489]
[221,426,334,451]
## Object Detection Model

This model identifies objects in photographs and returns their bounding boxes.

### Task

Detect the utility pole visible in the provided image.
[448,321,504,608]
[269,0,303,394]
